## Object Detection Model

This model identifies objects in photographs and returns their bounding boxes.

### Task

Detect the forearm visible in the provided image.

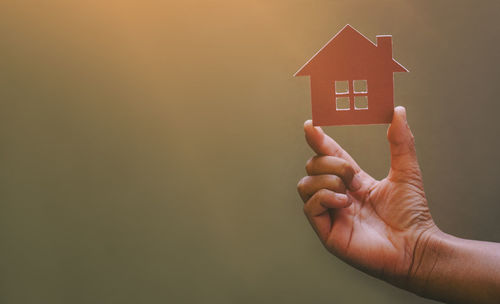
[410,230,500,303]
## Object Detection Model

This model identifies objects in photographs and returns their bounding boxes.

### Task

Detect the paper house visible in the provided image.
[295,25,408,126]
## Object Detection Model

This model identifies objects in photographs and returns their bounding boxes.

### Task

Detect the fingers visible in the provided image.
[305,155,361,191]
[304,120,361,173]
[387,106,421,180]
[303,189,351,241]
[304,189,351,215]
[297,175,346,202]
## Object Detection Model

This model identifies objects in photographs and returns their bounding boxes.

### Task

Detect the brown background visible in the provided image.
[0,1,499,303]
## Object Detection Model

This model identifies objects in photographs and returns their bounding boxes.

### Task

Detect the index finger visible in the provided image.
[304,120,361,173]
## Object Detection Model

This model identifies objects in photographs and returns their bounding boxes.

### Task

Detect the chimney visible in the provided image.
[376,35,392,58]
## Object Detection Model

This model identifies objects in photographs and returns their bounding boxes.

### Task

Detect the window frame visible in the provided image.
[334,79,368,111]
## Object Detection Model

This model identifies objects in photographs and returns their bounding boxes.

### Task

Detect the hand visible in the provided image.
[297,107,437,288]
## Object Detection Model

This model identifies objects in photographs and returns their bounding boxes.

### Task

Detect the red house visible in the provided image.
[294,25,408,126]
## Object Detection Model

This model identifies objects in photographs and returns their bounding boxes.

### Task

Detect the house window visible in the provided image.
[354,96,368,109]
[336,97,350,110]
[334,80,368,111]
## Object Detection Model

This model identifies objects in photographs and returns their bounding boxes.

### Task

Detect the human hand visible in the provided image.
[297,107,438,288]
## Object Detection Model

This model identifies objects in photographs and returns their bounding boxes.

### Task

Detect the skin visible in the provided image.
[297,106,500,303]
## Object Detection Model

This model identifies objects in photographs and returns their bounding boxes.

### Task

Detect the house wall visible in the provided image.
[310,73,395,126]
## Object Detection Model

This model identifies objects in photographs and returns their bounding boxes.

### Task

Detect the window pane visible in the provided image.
[354,96,368,109]
[336,97,350,111]
[335,81,349,94]
[354,80,367,93]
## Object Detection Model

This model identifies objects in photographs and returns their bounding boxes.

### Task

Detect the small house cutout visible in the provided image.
[294,25,408,126]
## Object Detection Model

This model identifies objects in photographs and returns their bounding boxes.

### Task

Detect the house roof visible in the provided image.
[294,24,408,77]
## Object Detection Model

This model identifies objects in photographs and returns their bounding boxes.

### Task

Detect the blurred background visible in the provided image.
[0,0,499,303]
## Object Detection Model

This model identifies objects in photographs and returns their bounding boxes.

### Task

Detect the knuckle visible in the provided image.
[296,180,304,193]
[303,198,314,214]
[303,204,309,216]
[305,157,315,173]
[296,177,308,193]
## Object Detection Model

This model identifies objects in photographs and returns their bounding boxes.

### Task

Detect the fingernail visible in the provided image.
[335,193,349,205]
[304,120,312,131]
[350,175,362,191]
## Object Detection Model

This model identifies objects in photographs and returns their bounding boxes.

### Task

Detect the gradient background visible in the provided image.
[0,1,499,303]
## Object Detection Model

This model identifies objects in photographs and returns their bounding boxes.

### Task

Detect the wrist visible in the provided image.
[407,229,500,303]
[406,225,449,298]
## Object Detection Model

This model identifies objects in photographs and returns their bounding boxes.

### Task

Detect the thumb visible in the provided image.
[387,106,421,180]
